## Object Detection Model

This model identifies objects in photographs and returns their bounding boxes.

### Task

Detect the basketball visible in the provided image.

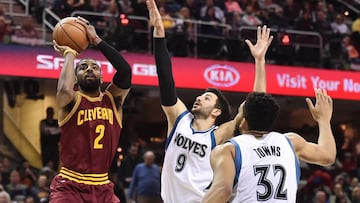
[52,17,89,53]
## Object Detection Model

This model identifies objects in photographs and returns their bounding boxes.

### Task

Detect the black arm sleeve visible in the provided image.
[154,38,177,106]
[96,41,132,89]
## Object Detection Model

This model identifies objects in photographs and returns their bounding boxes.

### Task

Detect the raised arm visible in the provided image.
[201,143,235,203]
[214,26,273,144]
[146,0,187,132]
[77,17,132,109]
[245,25,273,93]
[53,41,78,120]
[287,88,336,166]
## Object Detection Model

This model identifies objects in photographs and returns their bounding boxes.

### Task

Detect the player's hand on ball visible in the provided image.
[53,40,78,56]
[76,16,100,45]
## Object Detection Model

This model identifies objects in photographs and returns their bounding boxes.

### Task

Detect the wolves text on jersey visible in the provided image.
[173,133,208,157]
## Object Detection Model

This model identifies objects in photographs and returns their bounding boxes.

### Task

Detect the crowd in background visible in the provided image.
[0,0,360,203]
[1,116,360,203]
[0,0,359,69]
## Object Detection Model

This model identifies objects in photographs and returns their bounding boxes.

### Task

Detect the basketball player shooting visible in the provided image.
[146,0,273,202]
[50,16,131,203]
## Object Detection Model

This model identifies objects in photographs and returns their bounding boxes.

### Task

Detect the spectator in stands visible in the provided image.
[224,0,242,15]
[331,182,351,203]
[19,162,37,189]
[200,0,225,23]
[29,174,50,203]
[169,6,194,57]
[117,142,142,203]
[24,196,35,203]
[0,8,12,44]
[343,34,360,71]
[128,150,161,203]
[331,14,351,35]
[131,0,148,18]
[182,0,201,20]
[295,11,314,31]
[241,4,262,26]
[64,0,91,14]
[119,0,134,15]
[326,3,337,23]
[11,18,43,46]
[1,158,11,186]
[269,7,289,29]
[282,0,300,28]
[313,10,333,45]
[40,107,60,171]
[297,1,315,24]
[314,190,328,203]
[353,186,360,203]
[5,169,28,201]
[0,190,11,203]
[353,17,360,33]
[159,6,175,30]
[262,0,282,15]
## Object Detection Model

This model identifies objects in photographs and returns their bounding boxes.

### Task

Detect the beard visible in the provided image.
[77,78,101,92]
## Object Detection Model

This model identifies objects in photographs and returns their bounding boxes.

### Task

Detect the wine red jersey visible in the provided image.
[58,90,122,175]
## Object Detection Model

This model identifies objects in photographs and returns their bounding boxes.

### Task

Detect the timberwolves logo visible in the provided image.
[204,64,240,87]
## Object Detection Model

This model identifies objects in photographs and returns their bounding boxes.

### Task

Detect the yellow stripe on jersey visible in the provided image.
[59,167,110,185]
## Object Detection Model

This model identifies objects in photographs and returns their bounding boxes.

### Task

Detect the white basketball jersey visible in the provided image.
[161,111,217,203]
[229,132,300,203]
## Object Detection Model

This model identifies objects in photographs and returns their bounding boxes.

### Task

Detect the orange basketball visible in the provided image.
[53,17,89,53]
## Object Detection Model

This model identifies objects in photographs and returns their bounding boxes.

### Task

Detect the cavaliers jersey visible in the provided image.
[161,111,217,203]
[228,132,300,203]
[58,91,122,177]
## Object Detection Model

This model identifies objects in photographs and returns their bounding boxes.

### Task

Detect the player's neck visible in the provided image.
[192,118,215,131]
[243,130,269,137]
[80,89,101,97]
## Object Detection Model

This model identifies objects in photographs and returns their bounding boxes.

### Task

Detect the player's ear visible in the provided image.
[240,118,248,131]
[212,108,221,117]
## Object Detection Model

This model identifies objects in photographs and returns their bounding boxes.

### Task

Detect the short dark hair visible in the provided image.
[244,92,280,131]
[205,88,231,126]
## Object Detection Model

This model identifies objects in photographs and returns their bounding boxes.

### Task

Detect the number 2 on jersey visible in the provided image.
[254,164,287,201]
[94,124,105,149]
[175,154,187,172]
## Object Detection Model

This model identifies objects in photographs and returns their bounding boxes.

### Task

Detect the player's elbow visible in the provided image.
[319,153,337,166]
[324,153,336,166]
[210,184,233,201]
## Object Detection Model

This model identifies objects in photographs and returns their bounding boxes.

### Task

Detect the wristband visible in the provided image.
[63,49,78,56]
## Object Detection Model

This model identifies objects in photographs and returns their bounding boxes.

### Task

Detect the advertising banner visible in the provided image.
[1,44,360,100]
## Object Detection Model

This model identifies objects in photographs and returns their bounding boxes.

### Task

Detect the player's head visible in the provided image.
[75,58,102,92]
[191,88,231,126]
[243,92,280,131]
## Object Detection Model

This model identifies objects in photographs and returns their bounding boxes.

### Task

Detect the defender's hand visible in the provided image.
[245,25,273,61]
[306,88,333,123]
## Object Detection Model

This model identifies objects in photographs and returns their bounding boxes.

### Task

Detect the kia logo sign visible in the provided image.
[204,64,240,87]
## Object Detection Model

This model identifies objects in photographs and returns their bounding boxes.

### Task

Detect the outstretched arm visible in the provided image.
[147,0,187,132]
[214,26,273,143]
[245,25,273,93]
[201,143,235,203]
[53,41,78,121]
[288,89,336,166]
